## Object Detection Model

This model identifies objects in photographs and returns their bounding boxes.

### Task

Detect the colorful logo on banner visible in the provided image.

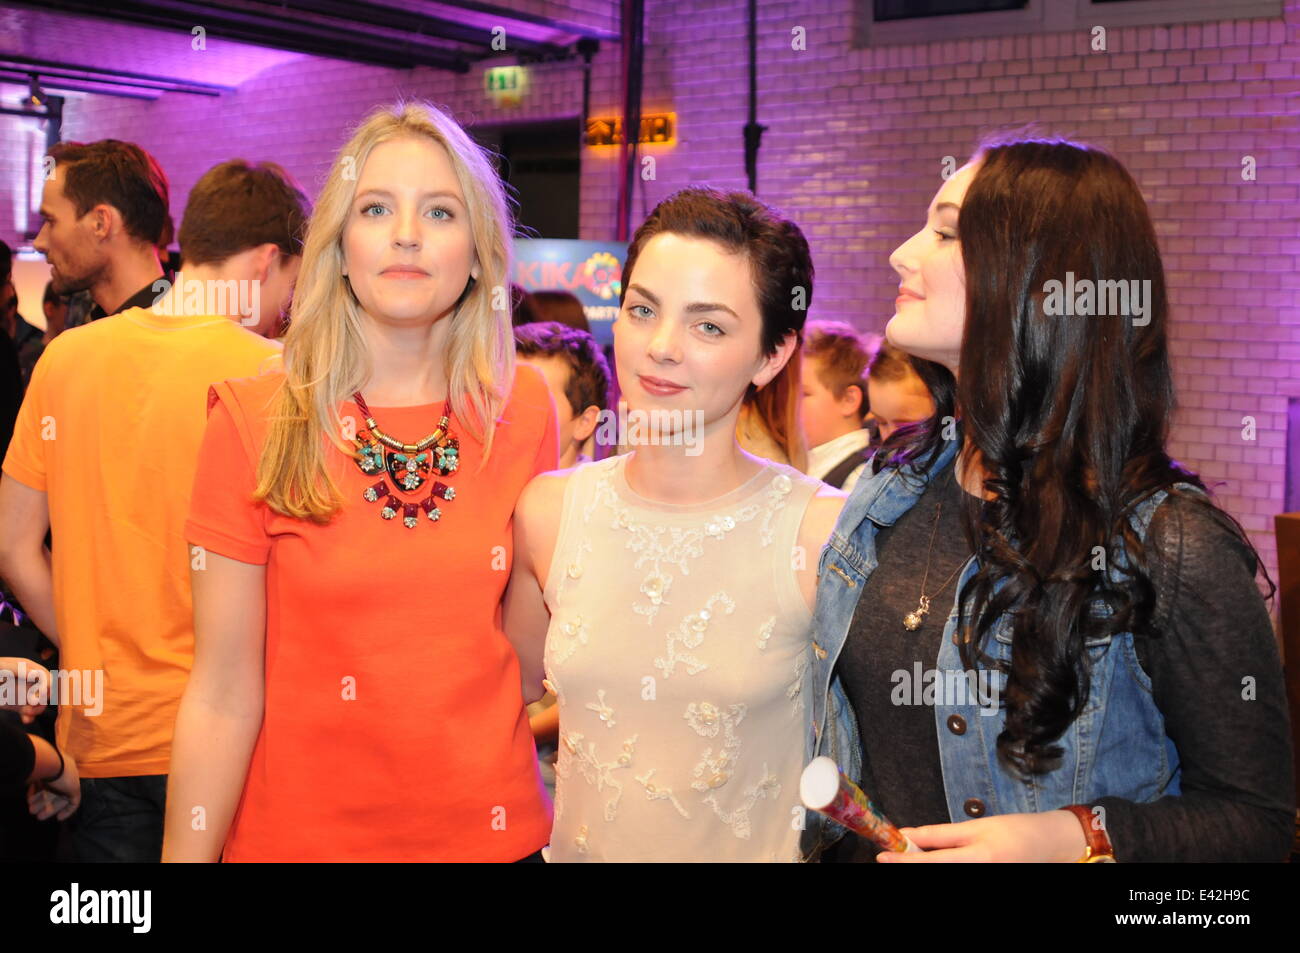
[512,239,628,350]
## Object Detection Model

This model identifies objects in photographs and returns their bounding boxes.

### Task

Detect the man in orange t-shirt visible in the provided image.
[0,152,309,861]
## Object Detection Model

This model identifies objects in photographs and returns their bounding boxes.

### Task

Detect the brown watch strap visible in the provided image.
[1063,804,1115,862]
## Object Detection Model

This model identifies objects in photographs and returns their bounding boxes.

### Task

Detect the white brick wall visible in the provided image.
[19,0,1298,583]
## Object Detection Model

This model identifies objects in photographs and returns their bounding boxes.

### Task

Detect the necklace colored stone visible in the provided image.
[351,392,458,529]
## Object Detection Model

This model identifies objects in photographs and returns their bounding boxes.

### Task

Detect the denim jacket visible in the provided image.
[800,436,1187,860]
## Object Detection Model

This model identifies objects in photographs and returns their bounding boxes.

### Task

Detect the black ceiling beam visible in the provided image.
[101,0,476,71]
[7,0,475,72]
[0,54,233,94]
[430,0,619,41]
[0,74,159,101]
[271,0,572,57]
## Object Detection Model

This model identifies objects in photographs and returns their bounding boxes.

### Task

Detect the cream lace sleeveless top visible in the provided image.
[543,454,821,862]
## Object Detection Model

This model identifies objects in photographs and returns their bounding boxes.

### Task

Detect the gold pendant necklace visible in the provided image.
[903,468,964,631]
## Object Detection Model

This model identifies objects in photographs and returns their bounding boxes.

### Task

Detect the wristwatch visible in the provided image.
[1062,804,1116,862]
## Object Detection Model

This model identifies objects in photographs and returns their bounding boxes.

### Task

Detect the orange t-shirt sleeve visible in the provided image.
[1,346,52,491]
[184,384,271,565]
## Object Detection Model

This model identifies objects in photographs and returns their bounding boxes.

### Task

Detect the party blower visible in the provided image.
[799,756,922,854]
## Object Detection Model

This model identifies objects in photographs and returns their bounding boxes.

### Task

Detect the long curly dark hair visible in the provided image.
[886,136,1274,778]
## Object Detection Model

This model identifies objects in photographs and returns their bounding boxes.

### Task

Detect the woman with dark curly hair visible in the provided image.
[808,135,1294,863]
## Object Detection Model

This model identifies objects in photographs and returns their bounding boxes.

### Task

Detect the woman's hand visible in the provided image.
[27,749,80,822]
[877,809,1088,862]
[0,656,51,724]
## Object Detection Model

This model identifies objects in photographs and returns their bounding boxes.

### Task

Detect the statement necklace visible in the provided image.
[351,391,458,529]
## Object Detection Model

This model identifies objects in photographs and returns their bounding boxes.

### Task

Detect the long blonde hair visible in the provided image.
[254,101,515,522]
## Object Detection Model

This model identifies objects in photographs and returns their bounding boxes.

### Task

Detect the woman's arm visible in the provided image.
[162,549,267,862]
[24,732,60,782]
[503,472,567,705]
[0,655,50,723]
[0,476,59,647]
[1090,495,1295,861]
[796,486,847,611]
[26,733,81,821]
[530,698,560,744]
[882,494,1296,863]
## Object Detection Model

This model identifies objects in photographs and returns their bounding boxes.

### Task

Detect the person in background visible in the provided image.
[0,147,289,862]
[801,319,874,493]
[174,159,311,338]
[0,244,44,390]
[864,340,938,446]
[528,289,590,333]
[157,213,179,277]
[40,283,67,346]
[0,327,18,461]
[0,249,23,449]
[515,321,609,469]
[33,139,169,321]
[0,657,80,826]
[510,283,541,326]
[513,319,612,804]
[737,377,807,470]
[59,291,95,332]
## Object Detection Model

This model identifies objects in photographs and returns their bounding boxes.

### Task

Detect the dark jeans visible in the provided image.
[65,774,167,863]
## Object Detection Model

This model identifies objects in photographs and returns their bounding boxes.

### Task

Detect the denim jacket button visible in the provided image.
[963,798,986,818]
[946,714,967,736]
[812,641,828,660]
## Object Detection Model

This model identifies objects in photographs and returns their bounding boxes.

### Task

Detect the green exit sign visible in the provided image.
[486,67,524,93]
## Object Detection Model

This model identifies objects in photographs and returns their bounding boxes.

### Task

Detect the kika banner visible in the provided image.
[512,239,627,349]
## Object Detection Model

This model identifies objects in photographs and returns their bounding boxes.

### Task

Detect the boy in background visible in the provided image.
[801,320,875,493]
[864,340,937,447]
[515,320,610,468]
[512,320,611,803]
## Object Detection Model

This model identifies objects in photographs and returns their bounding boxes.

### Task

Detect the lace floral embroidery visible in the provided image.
[702,765,781,840]
[689,702,746,792]
[585,468,793,624]
[555,537,592,599]
[654,593,734,678]
[586,689,616,728]
[756,616,775,651]
[636,767,691,819]
[550,612,590,665]
[562,731,638,822]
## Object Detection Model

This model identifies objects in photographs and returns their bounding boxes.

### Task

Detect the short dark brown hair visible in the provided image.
[528,290,590,332]
[514,321,610,415]
[179,159,311,266]
[621,187,814,466]
[47,140,169,246]
[805,319,871,416]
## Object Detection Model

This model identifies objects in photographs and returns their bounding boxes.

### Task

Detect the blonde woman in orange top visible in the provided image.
[163,102,558,862]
